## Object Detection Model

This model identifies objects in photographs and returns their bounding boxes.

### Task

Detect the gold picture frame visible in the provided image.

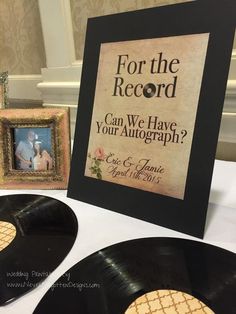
[0,108,71,189]
[0,72,9,108]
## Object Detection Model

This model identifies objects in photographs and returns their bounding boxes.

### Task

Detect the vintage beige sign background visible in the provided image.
[85,33,209,199]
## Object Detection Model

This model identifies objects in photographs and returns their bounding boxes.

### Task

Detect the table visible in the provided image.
[0,159,235,314]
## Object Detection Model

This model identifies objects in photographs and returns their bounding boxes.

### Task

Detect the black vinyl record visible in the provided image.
[142,83,157,98]
[34,237,236,314]
[0,194,78,305]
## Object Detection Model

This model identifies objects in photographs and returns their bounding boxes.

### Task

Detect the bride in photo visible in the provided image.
[33,141,53,171]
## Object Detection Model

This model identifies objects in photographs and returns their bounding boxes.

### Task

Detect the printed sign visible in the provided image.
[85,34,209,199]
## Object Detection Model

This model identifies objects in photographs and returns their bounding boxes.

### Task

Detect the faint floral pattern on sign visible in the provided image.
[88,147,105,179]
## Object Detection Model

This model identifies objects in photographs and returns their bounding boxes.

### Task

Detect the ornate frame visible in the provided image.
[0,108,71,189]
[0,72,9,108]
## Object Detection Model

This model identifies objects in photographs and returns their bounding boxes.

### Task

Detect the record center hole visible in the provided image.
[125,289,215,314]
[0,221,16,252]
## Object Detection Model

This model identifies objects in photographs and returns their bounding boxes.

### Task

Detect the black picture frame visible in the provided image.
[68,0,235,238]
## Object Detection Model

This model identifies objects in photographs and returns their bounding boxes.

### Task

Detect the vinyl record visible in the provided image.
[34,237,236,314]
[0,194,78,305]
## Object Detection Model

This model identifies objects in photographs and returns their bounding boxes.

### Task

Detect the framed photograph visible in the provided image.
[0,72,8,108]
[0,108,71,189]
[68,1,235,238]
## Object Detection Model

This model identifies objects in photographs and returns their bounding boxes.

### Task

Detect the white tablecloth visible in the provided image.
[0,159,235,314]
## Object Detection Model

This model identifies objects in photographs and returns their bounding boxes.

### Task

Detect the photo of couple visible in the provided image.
[14,128,53,171]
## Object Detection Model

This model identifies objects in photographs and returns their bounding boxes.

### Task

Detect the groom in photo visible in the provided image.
[15,130,36,170]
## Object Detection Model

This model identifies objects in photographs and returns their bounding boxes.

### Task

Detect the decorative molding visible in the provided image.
[37,62,82,107]
[8,75,42,100]
[220,52,236,144]
[40,63,82,82]
[228,49,236,80]
[38,0,75,67]
[217,53,236,144]
[225,80,236,113]
[38,82,80,106]
[219,112,236,144]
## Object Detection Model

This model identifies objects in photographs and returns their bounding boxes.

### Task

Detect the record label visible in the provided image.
[0,221,16,252]
[125,290,214,314]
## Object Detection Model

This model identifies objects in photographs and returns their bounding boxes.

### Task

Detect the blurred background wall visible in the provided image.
[70,0,192,60]
[0,0,46,75]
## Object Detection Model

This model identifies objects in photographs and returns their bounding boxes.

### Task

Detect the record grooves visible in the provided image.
[34,237,236,314]
[0,194,78,306]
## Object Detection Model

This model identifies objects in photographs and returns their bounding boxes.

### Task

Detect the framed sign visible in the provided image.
[68,1,235,238]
